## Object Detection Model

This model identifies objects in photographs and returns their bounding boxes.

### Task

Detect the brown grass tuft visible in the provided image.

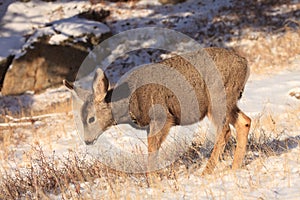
[233,27,300,75]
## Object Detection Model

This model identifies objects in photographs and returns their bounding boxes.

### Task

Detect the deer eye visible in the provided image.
[88,116,95,124]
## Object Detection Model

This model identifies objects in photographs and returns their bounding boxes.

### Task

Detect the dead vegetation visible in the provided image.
[0,137,298,199]
[233,27,300,74]
[0,145,183,199]
[0,103,299,199]
[0,0,299,199]
[0,25,299,200]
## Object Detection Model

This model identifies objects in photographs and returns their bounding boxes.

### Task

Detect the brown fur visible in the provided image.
[65,47,251,174]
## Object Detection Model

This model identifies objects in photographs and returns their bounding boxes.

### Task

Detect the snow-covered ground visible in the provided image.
[0,0,299,199]
[66,68,300,199]
[242,70,300,114]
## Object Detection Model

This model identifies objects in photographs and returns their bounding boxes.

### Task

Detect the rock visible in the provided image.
[1,39,87,95]
[1,17,111,95]
[0,86,72,123]
[159,0,187,5]
[78,8,110,22]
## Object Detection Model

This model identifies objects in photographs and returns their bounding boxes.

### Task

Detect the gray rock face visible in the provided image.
[1,17,111,96]
[1,39,87,95]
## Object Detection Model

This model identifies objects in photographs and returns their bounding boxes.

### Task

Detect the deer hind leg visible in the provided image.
[202,119,231,175]
[230,107,251,169]
[147,113,175,172]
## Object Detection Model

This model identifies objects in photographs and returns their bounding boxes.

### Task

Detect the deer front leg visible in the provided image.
[147,113,175,172]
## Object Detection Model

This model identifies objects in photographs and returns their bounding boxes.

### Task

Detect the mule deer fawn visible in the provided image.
[64,47,251,174]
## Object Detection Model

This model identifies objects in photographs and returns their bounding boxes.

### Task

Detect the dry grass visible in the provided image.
[0,137,297,199]
[0,3,299,197]
[245,104,300,165]
[0,147,100,199]
[0,105,299,199]
[0,0,299,198]
[251,104,300,141]
[0,91,72,123]
[0,145,186,199]
[0,95,299,199]
[233,27,300,75]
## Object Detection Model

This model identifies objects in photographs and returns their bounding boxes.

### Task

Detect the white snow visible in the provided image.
[50,17,111,44]
[240,70,300,115]
[0,0,299,199]
[0,0,109,60]
[0,0,87,37]
[0,36,25,60]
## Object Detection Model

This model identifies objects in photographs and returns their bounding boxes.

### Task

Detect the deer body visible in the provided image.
[65,47,251,174]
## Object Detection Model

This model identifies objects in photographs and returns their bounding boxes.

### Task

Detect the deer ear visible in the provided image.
[63,79,74,90]
[93,68,109,102]
[63,79,91,101]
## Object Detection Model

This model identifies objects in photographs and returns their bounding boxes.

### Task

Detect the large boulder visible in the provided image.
[1,17,111,95]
